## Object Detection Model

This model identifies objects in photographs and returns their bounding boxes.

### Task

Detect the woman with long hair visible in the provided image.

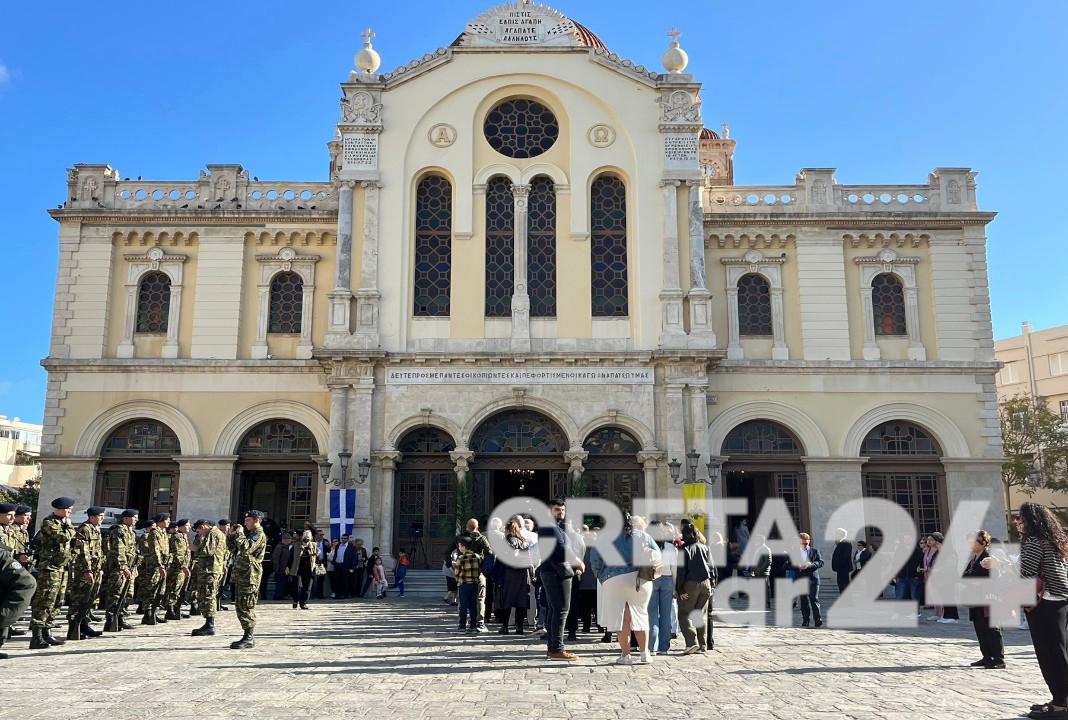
[286,530,319,610]
[963,530,1004,669]
[498,515,533,634]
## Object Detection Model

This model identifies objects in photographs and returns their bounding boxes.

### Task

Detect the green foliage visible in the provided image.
[0,483,38,511]
[1000,395,1068,494]
[569,470,589,498]
[453,472,473,534]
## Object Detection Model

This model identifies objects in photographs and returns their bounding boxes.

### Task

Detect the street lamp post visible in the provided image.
[668,451,724,486]
[318,449,371,488]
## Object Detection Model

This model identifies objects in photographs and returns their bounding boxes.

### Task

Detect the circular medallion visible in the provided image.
[428,124,457,148]
[587,124,616,148]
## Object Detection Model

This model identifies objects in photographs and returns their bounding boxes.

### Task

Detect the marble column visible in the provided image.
[801,457,866,584]
[176,456,238,523]
[659,180,686,348]
[349,378,375,544]
[664,383,687,497]
[322,384,350,528]
[861,285,879,360]
[373,450,401,564]
[511,184,531,352]
[327,181,355,338]
[637,451,665,507]
[450,449,476,532]
[686,181,715,345]
[355,180,382,344]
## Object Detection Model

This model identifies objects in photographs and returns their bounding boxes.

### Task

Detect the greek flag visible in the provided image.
[329,488,356,540]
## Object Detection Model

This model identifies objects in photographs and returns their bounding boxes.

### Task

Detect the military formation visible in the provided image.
[0,497,271,655]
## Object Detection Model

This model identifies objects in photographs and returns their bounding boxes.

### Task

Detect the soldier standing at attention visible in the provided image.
[188,522,203,616]
[103,509,138,632]
[0,503,15,549]
[191,519,228,637]
[67,506,106,640]
[140,513,171,625]
[217,519,233,611]
[10,506,33,567]
[28,497,77,649]
[229,510,267,649]
[164,519,192,620]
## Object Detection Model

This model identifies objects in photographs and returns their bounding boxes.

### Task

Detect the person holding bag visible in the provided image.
[963,530,1004,669]
[286,530,320,610]
[675,522,715,654]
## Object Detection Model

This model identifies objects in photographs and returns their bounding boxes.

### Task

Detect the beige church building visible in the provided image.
[40,1,1004,566]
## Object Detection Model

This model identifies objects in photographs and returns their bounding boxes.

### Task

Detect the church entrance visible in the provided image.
[233,419,319,533]
[95,419,181,520]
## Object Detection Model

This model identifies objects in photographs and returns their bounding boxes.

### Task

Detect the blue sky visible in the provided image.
[1,1,1066,424]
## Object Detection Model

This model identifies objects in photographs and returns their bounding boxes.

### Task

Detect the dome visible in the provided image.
[700,127,720,140]
[452,3,608,50]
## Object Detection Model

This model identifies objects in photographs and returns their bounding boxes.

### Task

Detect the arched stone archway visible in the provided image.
[94,417,183,520]
[234,418,321,532]
[393,426,458,569]
[77,400,199,457]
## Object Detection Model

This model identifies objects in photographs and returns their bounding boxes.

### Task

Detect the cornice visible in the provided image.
[48,209,338,225]
[716,359,1001,375]
[704,212,997,228]
[42,358,324,374]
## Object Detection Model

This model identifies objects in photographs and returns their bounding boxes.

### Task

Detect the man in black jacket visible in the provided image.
[794,532,824,627]
[831,528,853,593]
[537,499,583,660]
[0,544,36,659]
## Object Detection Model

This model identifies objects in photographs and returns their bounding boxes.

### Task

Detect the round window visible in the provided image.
[483,98,559,159]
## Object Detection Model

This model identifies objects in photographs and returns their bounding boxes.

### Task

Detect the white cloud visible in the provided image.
[0,63,9,86]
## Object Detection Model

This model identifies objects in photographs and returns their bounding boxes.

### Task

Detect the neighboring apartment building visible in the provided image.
[39,1,1005,567]
[0,415,42,488]
[995,321,1068,514]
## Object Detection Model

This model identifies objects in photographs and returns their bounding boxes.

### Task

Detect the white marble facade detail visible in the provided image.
[855,249,925,361]
[253,247,320,359]
[721,250,788,360]
[118,246,187,359]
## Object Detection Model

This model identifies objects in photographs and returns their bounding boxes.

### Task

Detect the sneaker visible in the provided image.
[616,654,634,665]
[984,661,1006,669]
[925,615,940,621]
[937,618,958,624]
[638,651,652,664]
[683,645,700,655]
[475,625,488,633]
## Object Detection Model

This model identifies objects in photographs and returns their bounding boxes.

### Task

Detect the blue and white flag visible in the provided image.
[329,488,356,540]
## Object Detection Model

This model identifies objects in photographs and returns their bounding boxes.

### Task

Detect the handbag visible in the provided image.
[636,543,663,585]
[313,563,327,577]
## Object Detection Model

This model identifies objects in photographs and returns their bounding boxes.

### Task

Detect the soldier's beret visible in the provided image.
[86,506,106,516]
[51,497,76,510]
[120,509,139,518]
[192,520,205,530]
[0,503,15,513]
[174,518,189,527]
[15,505,31,515]
[218,519,230,526]
[152,513,170,523]
[244,510,265,520]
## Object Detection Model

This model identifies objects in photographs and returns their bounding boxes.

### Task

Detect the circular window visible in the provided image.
[483,98,559,159]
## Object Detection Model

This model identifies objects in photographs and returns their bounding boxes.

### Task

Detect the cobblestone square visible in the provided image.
[0,597,1050,720]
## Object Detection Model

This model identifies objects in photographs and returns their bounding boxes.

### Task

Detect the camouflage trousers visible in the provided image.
[138,566,166,607]
[102,569,134,612]
[29,568,68,629]
[235,585,259,631]
[66,571,103,620]
[164,567,189,609]
[195,572,222,619]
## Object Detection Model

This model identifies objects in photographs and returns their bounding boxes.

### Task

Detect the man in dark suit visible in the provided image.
[537,498,584,660]
[795,532,824,627]
[831,528,853,593]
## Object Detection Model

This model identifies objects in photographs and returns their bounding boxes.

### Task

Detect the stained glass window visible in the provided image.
[268,271,303,334]
[872,273,906,336]
[583,427,640,454]
[136,271,171,333]
[863,473,943,538]
[483,98,559,159]
[484,177,514,318]
[527,176,557,317]
[397,427,457,454]
[737,273,772,336]
[471,410,568,454]
[861,422,940,456]
[721,420,802,456]
[238,420,318,455]
[591,175,628,317]
[102,420,180,455]
[413,175,452,317]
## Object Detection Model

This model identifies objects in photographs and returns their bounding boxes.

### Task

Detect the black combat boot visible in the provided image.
[29,628,50,650]
[42,626,66,646]
[189,603,200,617]
[7,627,26,637]
[66,615,83,642]
[105,612,120,632]
[165,606,180,621]
[229,629,255,649]
[142,607,157,626]
[80,616,102,638]
[191,617,215,636]
[87,609,102,623]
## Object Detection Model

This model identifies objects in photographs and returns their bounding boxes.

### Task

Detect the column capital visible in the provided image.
[373,450,402,469]
[341,180,357,190]
[659,179,681,188]
[450,449,475,475]
[359,180,382,189]
[563,449,588,475]
[636,450,666,469]
[512,183,531,198]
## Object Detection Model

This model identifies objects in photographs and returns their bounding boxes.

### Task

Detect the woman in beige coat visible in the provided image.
[286,530,320,609]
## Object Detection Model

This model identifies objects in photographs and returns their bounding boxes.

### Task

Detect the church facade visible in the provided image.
[41,1,1004,567]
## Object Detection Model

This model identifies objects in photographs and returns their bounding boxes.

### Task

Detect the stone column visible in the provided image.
[860,284,879,360]
[319,384,350,528]
[117,284,137,358]
[801,457,866,583]
[942,458,1007,538]
[36,457,98,517]
[327,181,355,340]
[176,456,238,523]
[725,285,742,359]
[904,284,926,361]
[251,281,270,359]
[770,285,789,360]
[637,451,665,506]
[510,184,531,352]
[162,284,182,359]
[450,449,476,532]
[664,383,687,498]
[685,181,715,346]
[355,181,382,345]
[659,180,686,348]
[349,378,375,544]
[373,450,401,564]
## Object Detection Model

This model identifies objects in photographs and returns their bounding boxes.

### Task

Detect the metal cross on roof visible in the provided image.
[362,27,375,44]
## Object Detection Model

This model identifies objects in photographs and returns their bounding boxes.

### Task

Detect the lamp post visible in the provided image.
[668,451,724,486]
[318,449,370,488]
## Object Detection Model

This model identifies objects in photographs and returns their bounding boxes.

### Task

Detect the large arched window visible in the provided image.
[722,420,803,456]
[720,419,806,532]
[590,175,628,317]
[861,420,945,538]
[413,175,452,317]
[136,271,171,333]
[397,427,456,454]
[470,409,569,454]
[737,273,772,336]
[581,427,643,515]
[484,177,514,318]
[238,419,319,455]
[872,273,906,336]
[528,176,557,317]
[98,419,181,520]
[102,419,180,456]
[268,271,304,334]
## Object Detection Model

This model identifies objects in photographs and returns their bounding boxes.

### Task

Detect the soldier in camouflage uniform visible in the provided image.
[229,510,267,649]
[0,503,15,550]
[139,513,171,625]
[10,505,32,568]
[28,497,77,649]
[103,509,139,632]
[66,506,105,640]
[164,518,192,620]
[190,519,228,636]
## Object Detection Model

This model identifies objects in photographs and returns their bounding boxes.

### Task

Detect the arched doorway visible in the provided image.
[394,427,457,569]
[721,419,809,537]
[95,419,181,519]
[860,420,947,538]
[234,419,319,532]
[470,409,569,515]
[579,427,643,522]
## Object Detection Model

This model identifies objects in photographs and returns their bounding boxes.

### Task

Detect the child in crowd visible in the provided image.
[394,551,410,597]
[372,556,388,599]
[452,540,483,632]
[443,551,458,606]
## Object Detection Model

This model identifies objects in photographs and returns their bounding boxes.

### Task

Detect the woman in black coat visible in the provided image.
[964,530,1004,668]
[498,516,533,634]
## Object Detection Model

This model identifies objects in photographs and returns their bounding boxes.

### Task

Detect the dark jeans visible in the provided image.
[458,583,479,629]
[330,570,347,598]
[942,604,960,620]
[972,613,1004,663]
[1028,599,1068,706]
[836,571,850,594]
[539,568,572,653]
[798,576,822,625]
[353,568,367,598]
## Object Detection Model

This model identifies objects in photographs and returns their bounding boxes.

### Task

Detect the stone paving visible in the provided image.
[0,596,1052,720]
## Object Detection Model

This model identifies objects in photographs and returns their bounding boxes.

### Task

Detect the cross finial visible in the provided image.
[721,121,730,139]
[362,27,375,45]
[668,27,682,45]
